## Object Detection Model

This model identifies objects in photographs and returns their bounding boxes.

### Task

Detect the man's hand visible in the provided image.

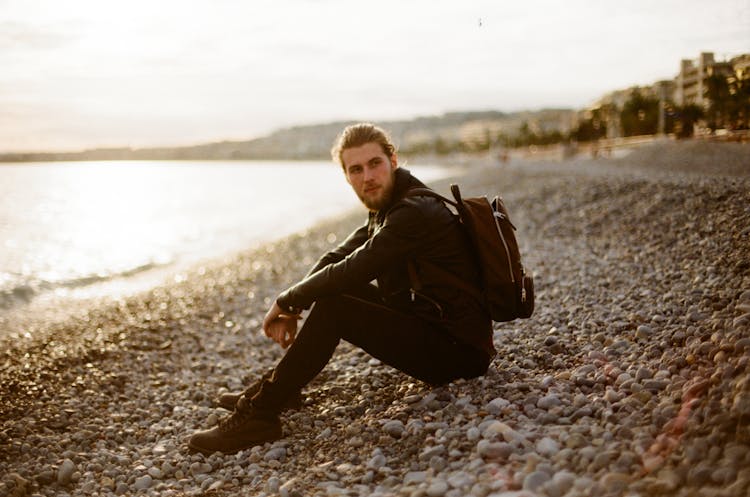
[263,301,301,349]
[265,315,298,349]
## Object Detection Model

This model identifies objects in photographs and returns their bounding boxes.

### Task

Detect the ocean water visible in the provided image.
[0,160,450,311]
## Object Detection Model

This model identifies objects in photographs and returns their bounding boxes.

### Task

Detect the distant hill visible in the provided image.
[0,109,575,162]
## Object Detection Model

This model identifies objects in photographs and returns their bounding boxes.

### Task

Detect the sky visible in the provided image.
[1,0,749,152]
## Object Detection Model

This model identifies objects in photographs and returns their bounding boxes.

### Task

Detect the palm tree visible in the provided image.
[620,90,659,136]
[728,74,750,129]
[705,73,731,130]
[673,104,705,138]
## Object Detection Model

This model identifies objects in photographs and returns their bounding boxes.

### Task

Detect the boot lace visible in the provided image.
[238,368,275,399]
[217,406,254,433]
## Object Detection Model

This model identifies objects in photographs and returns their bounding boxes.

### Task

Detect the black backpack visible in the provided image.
[405,184,534,322]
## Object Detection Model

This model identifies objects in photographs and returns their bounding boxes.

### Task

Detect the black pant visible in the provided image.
[253,285,491,412]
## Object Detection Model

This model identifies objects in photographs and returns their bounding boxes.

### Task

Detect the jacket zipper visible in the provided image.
[410,289,445,319]
[493,207,515,283]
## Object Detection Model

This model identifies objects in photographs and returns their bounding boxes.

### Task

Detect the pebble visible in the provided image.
[642,379,669,391]
[523,471,551,492]
[266,476,280,493]
[426,479,449,497]
[467,427,480,441]
[2,144,749,497]
[429,456,447,472]
[551,471,576,495]
[486,397,510,414]
[636,324,653,339]
[536,437,560,457]
[367,453,387,470]
[382,419,405,438]
[100,476,115,490]
[279,478,298,497]
[190,462,211,475]
[635,367,653,381]
[734,313,750,327]
[57,459,76,486]
[600,472,630,494]
[537,394,561,410]
[404,471,427,485]
[477,440,513,460]
[207,480,224,491]
[419,445,445,461]
[264,447,287,461]
[133,475,152,490]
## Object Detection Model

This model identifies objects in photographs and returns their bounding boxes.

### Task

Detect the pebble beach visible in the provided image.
[1,140,749,497]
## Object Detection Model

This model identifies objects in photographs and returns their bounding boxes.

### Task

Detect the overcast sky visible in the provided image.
[2,0,748,152]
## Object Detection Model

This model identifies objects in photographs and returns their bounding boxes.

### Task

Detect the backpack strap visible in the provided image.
[402,186,484,304]
[402,187,458,208]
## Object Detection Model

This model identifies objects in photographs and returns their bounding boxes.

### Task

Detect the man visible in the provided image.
[188,123,495,455]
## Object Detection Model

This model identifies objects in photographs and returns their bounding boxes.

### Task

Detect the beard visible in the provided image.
[360,174,396,211]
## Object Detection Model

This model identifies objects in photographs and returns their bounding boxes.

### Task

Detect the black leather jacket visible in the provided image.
[277,168,494,355]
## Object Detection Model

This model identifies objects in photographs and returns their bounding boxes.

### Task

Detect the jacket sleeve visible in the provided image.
[303,220,370,278]
[277,202,428,311]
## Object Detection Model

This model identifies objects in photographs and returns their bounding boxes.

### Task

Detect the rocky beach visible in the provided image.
[1,140,749,497]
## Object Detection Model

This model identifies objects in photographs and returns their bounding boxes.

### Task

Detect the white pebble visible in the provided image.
[467,427,480,441]
[536,437,560,457]
[426,479,448,497]
[404,471,427,485]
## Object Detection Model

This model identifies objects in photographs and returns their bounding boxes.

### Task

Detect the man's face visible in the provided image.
[341,142,398,211]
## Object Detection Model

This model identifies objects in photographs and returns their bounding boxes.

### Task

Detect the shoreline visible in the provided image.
[0,161,457,325]
[2,141,749,497]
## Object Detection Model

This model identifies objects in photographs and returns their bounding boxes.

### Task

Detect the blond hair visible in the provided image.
[331,123,396,168]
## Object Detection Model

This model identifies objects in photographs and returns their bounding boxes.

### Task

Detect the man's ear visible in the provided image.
[390,153,399,170]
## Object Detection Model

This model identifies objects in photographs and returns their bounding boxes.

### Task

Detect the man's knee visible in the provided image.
[309,291,382,318]
[301,295,355,337]
[307,295,348,318]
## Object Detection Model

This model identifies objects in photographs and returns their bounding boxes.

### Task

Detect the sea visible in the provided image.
[0,160,452,312]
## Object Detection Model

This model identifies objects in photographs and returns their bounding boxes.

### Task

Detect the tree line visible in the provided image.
[400,72,750,155]
[572,71,749,143]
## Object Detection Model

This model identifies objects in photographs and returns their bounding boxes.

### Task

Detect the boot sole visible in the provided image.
[214,398,240,411]
[214,395,304,412]
[187,429,282,455]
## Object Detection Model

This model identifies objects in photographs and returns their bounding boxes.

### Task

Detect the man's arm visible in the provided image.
[277,202,429,313]
[262,220,370,347]
[303,220,370,277]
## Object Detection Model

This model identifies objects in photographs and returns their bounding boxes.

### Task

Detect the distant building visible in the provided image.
[652,80,676,135]
[729,53,750,87]
[675,52,735,107]
[582,51,748,139]
[587,82,674,138]
[588,89,629,139]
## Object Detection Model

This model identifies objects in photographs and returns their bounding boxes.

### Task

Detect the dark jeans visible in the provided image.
[252,285,491,412]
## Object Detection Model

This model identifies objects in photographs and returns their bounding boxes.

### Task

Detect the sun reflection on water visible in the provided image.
[1,160,451,304]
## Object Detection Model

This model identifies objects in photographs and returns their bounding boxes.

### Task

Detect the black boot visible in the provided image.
[188,398,282,455]
[215,369,304,411]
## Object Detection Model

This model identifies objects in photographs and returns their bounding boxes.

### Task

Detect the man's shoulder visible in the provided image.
[386,193,451,225]
[401,191,448,212]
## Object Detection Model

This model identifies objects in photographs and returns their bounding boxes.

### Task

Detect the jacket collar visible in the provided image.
[383,168,427,212]
[368,168,427,230]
